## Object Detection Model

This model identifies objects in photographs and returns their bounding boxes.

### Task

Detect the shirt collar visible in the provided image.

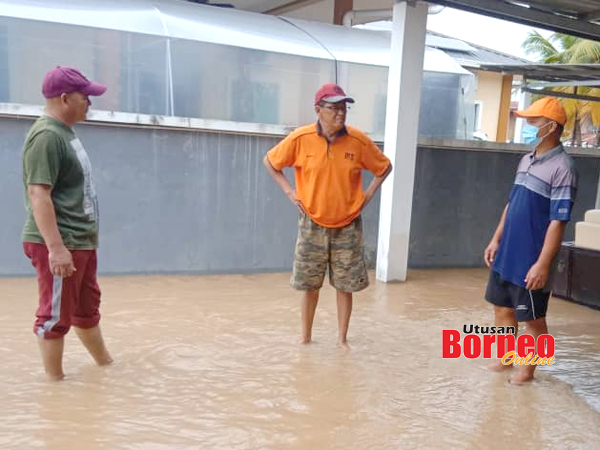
[529,143,564,163]
[42,114,74,133]
[316,121,348,139]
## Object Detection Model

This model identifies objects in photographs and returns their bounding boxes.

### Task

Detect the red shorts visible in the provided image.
[23,242,102,339]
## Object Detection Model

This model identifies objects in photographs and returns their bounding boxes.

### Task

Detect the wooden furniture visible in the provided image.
[551,242,600,310]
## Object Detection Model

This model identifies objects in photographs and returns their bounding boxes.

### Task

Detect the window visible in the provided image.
[474,101,482,131]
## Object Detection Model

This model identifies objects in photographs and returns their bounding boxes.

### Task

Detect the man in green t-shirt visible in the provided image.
[22,66,113,381]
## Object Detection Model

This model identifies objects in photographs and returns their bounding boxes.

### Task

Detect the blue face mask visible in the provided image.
[521,122,553,146]
[521,123,540,145]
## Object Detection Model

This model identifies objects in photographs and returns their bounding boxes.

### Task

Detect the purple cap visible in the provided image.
[42,66,107,99]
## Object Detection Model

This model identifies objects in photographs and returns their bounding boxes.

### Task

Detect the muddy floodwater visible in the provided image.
[2,268,600,449]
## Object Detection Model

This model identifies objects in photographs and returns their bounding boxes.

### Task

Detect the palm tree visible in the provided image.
[563,38,600,63]
[522,32,600,146]
[579,92,600,146]
[522,30,567,63]
[566,40,600,146]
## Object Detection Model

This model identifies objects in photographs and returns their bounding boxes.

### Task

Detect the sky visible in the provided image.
[425,7,554,61]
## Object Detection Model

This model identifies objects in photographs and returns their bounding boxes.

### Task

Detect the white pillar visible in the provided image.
[596,172,600,209]
[376,0,428,282]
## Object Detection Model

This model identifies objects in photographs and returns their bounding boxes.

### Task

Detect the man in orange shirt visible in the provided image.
[263,84,392,348]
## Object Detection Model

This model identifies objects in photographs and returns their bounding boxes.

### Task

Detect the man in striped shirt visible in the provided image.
[484,97,577,384]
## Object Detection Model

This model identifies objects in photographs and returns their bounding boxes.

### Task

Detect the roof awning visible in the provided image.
[428,1,600,42]
[479,63,600,102]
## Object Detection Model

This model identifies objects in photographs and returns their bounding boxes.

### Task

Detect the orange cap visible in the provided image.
[514,97,567,126]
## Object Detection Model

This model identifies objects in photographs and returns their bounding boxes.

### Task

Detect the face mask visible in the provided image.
[521,122,553,146]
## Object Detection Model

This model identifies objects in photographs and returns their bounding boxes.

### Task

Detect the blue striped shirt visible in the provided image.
[493,145,578,288]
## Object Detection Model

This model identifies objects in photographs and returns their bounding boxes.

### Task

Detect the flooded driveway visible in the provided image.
[2,268,600,449]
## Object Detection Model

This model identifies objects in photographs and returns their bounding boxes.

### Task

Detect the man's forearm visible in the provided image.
[365,163,392,199]
[491,204,509,243]
[30,193,64,250]
[263,155,294,196]
[537,220,566,267]
[271,171,294,196]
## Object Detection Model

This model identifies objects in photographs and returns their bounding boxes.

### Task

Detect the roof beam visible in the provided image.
[522,86,600,103]
[526,79,600,88]
[334,0,353,25]
[428,0,600,42]
[580,8,600,23]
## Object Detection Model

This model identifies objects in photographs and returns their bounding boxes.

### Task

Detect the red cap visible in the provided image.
[314,83,355,105]
[42,66,107,99]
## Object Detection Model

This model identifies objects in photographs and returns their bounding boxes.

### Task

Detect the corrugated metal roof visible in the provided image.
[425,34,477,52]
[478,63,600,102]
[356,23,529,68]
[426,30,529,68]
[517,0,600,18]
[478,63,600,82]
[441,49,525,67]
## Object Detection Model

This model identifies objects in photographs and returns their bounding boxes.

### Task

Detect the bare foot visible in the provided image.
[509,370,534,385]
[487,360,512,372]
[337,340,351,350]
[299,338,312,345]
[96,354,114,366]
[45,372,65,382]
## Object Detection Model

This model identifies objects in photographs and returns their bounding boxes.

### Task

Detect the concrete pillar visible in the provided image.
[496,75,513,142]
[376,0,428,282]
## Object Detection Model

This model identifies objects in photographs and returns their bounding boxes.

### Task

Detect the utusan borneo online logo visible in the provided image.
[443,325,555,366]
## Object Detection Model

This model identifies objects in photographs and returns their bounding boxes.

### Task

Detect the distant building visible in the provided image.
[425,31,529,143]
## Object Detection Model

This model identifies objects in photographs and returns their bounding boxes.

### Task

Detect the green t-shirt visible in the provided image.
[22,116,99,249]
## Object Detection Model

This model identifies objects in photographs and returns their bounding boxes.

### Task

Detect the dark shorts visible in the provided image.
[291,213,368,293]
[24,242,102,339]
[485,270,550,322]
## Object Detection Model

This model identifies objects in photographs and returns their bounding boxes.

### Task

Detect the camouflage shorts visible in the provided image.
[291,213,369,292]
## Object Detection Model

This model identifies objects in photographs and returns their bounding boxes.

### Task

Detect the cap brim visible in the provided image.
[322,95,355,104]
[514,110,540,119]
[82,82,107,96]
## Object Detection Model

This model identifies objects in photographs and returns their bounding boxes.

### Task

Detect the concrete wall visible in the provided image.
[410,141,600,267]
[1,117,599,276]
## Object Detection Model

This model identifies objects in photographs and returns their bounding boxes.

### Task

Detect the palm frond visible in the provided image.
[522,30,560,62]
[550,33,580,51]
[579,89,600,127]
[564,40,600,63]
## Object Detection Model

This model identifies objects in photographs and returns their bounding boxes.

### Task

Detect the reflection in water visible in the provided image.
[1,269,600,449]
